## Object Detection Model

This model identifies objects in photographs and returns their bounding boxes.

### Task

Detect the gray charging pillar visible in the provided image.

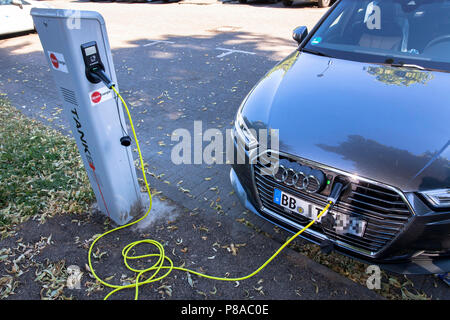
[31,9,142,225]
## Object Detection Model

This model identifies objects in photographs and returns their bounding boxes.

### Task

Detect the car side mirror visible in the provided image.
[11,0,23,9]
[292,26,308,45]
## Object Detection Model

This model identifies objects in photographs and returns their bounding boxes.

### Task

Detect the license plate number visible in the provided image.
[273,188,367,237]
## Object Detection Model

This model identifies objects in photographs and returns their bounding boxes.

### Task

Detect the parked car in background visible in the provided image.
[0,0,52,37]
[282,0,333,7]
[238,0,280,4]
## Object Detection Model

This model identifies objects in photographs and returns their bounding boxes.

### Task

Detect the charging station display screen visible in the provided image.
[84,46,97,56]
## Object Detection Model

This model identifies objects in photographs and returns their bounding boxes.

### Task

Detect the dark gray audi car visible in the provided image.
[230,0,449,274]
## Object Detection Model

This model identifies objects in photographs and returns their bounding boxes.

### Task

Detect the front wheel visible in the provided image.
[282,0,293,6]
[318,0,331,7]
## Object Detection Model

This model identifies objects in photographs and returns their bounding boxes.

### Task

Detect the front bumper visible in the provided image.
[229,143,450,274]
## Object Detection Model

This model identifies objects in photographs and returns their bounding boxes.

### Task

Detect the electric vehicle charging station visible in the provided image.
[29,8,347,300]
[31,9,142,226]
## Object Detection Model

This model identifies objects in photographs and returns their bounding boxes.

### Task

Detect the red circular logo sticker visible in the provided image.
[91,91,102,104]
[50,53,59,69]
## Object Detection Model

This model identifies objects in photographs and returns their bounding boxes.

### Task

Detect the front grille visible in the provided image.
[254,155,413,256]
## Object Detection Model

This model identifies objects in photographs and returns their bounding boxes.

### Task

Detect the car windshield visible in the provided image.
[304,0,450,72]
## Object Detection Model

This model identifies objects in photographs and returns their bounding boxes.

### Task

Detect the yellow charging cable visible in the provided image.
[87,85,334,300]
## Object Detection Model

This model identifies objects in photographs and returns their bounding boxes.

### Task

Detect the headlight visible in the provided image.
[420,189,450,208]
[234,111,258,150]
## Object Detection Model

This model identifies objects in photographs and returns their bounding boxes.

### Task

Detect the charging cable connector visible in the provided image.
[327,181,345,205]
[89,67,115,89]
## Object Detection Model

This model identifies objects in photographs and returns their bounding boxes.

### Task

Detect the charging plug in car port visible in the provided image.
[327,177,350,203]
[319,178,350,254]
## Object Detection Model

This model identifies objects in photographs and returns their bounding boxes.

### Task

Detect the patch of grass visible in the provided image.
[0,96,95,237]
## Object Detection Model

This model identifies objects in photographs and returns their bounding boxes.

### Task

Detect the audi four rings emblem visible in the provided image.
[272,159,326,193]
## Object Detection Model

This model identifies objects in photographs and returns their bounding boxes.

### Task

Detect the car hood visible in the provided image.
[242,51,450,192]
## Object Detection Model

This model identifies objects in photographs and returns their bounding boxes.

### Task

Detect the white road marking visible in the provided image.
[215,47,256,58]
[143,40,175,47]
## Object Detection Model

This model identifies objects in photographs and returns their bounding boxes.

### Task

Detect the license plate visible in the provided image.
[273,188,367,237]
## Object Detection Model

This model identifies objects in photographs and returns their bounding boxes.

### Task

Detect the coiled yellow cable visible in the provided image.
[87,85,333,300]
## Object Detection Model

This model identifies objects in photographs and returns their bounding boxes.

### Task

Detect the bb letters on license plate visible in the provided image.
[273,188,324,221]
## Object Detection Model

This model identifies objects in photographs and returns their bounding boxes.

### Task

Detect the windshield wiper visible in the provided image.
[301,48,332,58]
[389,62,427,70]
[381,58,429,71]
[375,60,448,73]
